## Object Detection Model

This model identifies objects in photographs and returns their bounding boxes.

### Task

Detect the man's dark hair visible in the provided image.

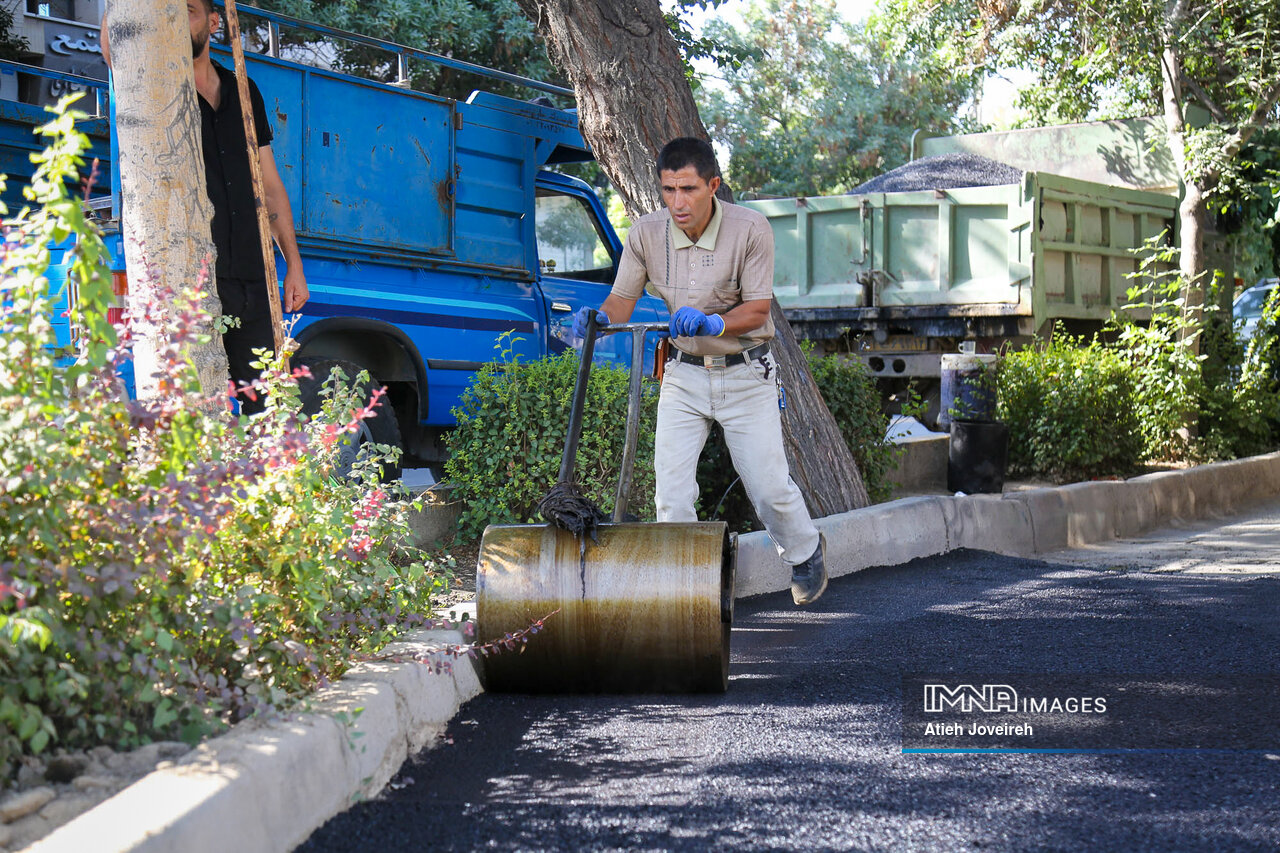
[199,0,215,15]
[657,137,719,182]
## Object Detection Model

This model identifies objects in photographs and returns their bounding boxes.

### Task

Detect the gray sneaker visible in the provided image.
[790,535,828,606]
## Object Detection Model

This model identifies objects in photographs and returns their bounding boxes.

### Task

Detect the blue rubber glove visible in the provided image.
[571,306,608,340]
[669,306,726,338]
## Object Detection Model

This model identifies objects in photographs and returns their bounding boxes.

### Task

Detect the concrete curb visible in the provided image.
[736,450,1280,595]
[23,626,480,853]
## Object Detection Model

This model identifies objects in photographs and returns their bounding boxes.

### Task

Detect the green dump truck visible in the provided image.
[740,169,1179,407]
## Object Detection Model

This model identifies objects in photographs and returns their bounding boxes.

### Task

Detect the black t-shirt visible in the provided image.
[199,61,274,281]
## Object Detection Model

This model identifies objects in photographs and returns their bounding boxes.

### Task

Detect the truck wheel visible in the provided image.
[296,357,404,481]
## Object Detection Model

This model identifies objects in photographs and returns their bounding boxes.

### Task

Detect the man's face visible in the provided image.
[660,166,721,237]
[189,1,218,58]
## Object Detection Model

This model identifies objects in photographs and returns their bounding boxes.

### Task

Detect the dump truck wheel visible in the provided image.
[296,357,404,481]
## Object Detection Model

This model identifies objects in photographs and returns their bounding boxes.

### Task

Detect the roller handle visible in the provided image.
[599,321,668,520]
[558,319,669,485]
[599,321,670,334]
[558,311,600,483]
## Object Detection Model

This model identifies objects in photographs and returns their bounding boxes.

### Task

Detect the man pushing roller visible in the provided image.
[573,137,827,606]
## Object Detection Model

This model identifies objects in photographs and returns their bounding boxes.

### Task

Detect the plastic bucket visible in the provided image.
[939,353,998,428]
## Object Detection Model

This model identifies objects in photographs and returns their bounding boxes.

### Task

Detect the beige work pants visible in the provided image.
[654,356,820,566]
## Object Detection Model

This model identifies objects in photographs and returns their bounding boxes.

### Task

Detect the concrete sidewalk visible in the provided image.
[21,451,1280,853]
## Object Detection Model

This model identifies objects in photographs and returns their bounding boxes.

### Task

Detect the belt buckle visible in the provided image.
[702,354,727,368]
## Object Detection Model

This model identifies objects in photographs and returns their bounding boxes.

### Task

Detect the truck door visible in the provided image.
[533,177,667,371]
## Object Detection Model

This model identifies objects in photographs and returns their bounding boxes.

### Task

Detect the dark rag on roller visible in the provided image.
[538,480,608,541]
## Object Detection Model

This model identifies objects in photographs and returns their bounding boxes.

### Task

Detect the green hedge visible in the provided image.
[444,344,657,540]
[997,335,1144,481]
[445,343,899,539]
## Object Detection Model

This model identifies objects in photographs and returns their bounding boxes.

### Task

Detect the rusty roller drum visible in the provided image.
[477,521,736,693]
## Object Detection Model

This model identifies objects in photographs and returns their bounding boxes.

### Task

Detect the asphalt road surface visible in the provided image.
[299,506,1280,852]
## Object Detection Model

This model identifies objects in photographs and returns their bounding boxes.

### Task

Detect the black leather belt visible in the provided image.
[668,341,771,368]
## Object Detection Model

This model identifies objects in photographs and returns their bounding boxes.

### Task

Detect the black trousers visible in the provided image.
[217,276,275,415]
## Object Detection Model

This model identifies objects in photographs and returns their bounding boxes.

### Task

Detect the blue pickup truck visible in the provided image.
[9,4,665,474]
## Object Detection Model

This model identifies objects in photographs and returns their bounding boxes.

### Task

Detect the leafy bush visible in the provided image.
[1193,293,1280,460]
[998,333,1144,481]
[0,102,443,782]
[804,349,898,503]
[445,339,906,540]
[1109,247,1280,463]
[444,341,657,540]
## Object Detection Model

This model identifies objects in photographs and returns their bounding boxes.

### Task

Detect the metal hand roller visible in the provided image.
[476,315,736,693]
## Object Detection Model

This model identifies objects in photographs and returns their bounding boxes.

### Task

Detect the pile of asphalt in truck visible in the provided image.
[851,153,1025,193]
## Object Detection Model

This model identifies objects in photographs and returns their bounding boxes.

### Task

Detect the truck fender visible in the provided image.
[293,317,430,424]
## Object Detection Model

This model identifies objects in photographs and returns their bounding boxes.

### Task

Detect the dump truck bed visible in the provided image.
[742,171,1178,344]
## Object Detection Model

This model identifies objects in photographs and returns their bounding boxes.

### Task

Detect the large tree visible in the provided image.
[702,0,980,197]
[104,0,227,399]
[513,0,870,515]
[888,0,1280,342]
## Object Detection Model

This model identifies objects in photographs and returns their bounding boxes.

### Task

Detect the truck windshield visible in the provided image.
[535,190,614,282]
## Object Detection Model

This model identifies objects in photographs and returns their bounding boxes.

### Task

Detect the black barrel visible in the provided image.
[948,420,1010,494]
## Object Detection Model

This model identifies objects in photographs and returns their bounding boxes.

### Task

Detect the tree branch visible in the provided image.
[1182,75,1228,124]
[1220,76,1280,163]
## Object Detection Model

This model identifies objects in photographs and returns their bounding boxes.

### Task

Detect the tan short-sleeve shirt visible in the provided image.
[610,199,776,356]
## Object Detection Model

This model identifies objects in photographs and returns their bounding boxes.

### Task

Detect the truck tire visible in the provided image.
[296,357,403,481]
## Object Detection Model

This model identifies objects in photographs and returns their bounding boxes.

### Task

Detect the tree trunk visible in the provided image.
[516,0,870,515]
[770,300,870,514]
[1175,179,1208,342]
[512,0,699,217]
[105,0,227,399]
[1160,1,1208,352]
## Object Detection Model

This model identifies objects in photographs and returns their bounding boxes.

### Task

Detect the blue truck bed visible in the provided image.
[9,5,667,470]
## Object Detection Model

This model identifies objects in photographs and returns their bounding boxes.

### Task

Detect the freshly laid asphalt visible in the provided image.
[297,509,1280,852]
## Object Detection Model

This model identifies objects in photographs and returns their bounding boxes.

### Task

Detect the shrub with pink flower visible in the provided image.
[0,100,447,783]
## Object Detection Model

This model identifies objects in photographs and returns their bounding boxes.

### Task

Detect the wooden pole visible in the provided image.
[221,0,285,355]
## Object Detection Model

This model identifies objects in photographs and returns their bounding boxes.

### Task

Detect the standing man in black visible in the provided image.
[105,0,308,413]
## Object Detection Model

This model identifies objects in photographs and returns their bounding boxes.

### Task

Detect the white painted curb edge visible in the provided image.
[22,627,480,853]
[735,450,1280,597]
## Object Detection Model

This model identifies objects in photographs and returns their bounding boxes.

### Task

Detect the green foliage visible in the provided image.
[1226,284,1280,447]
[0,102,444,783]
[804,349,898,503]
[251,0,562,103]
[1109,240,1280,462]
[1109,267,1208,461]
[444,339,907,541]
[1198,308,1279,460]
[997,333,1144,481]
[0,4,28,62]
[444,341,657,540]
[699,0,980,197]
[889,0,1280,129]
[1227,129,1280,284]
[664,0,755,87]
[1000,245,1280,483]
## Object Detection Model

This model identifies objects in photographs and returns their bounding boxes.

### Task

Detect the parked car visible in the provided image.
[1234,278,1279,341]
